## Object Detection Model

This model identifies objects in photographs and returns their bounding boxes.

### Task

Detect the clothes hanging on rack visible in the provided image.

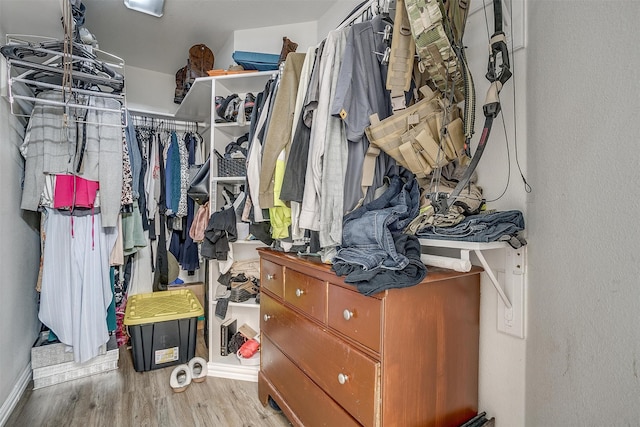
[20,91,123,228]
[331,12,397,212]
[275,46,316,243]
[256,53,306,240]
[244,0,421,272]
[246,79,276,224]
[38,207,118,363]
[296,26,350,262]
[258,53,306,209]
[25,98,205,359]
[280,43,323,207]
[133,124,152,231]
[169,132,200,272]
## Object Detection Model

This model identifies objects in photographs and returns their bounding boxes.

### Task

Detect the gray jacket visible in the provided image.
[21,91,123,228]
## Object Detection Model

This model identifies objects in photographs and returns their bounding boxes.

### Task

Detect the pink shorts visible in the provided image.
[53,175,100,209]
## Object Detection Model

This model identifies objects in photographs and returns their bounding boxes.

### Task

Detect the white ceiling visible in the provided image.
[0,0,343,75]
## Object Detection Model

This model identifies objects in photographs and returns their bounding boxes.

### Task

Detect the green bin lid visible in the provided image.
[124,289,204,325]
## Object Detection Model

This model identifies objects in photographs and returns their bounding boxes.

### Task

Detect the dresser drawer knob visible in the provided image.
[263,314,271,322]
[267,274,275,280]
[343,309,354,321]
[295,288,305,297]
[337,373,349,385]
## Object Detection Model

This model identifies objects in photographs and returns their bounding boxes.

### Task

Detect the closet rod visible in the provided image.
[128,108,207,129]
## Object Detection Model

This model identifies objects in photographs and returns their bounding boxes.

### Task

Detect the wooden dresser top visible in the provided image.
[257,247,483,297]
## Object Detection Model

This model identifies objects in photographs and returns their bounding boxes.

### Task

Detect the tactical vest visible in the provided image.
[404,0,470,103]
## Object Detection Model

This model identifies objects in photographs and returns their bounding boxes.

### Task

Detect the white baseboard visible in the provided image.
[207,361,258,382]
[0,363,31,427]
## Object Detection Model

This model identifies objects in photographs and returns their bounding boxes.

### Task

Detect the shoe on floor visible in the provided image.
[169,364,192,392]
[189,357,208,383]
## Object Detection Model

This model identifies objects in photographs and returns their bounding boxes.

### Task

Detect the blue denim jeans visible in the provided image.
[333,233,427,296]
[416,209,525,242]
[335,173,420,270]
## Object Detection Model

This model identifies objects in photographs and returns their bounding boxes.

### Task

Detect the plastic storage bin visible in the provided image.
[124,289,204,372]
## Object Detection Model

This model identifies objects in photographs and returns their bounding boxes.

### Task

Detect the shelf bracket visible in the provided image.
[467,248,512,309]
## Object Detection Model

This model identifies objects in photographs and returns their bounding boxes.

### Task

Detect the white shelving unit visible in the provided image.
[175,71,274,381]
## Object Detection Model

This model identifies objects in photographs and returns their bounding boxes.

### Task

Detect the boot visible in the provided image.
[174,66,187,104]
[188,44,214,77]
[278,37,298,64]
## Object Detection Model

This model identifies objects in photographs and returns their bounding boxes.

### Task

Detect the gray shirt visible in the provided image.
[331,15,396,213]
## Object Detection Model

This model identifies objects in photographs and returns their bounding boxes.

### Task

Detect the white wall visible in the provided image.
[230,21,319,69]
[0,25,42,426]
[317,1,368,41]
[125,64,179,115]
[525,1,640,425]
[216,34,236,73]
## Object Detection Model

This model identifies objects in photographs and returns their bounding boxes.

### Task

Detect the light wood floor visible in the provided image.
[6,330,292,427]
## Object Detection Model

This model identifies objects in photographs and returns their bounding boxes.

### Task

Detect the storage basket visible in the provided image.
[218,157,246,177]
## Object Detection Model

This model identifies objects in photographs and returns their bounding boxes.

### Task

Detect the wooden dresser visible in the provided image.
[257,248,481,427]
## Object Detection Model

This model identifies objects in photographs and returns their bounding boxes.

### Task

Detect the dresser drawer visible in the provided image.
[261,336,361,427]
[261,293,379,427]
[328,285,382,353]
[284,268,327,323]
[261,258,284,298]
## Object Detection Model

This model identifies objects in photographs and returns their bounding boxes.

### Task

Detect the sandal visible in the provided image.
[188,357,208,383]
[169,364,192,393]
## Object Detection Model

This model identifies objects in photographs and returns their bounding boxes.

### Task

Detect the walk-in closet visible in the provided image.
[3,1,639,427]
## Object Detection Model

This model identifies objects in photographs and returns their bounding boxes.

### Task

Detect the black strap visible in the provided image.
[432,0,512,215]
[152,133,169,292]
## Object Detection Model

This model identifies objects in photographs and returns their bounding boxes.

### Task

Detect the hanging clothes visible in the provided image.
[134,125,152,230]
[299,28,349,235]
[21,91,123,228]
[164,131,181,216]
[176,131,189,218]
[246,83,275,223]
[38,207,117,363]
[153,133,170,292]
[280,45,321,204]
[331,14,397,212]
[318,27,350,260]
[169,132,200,272]
[281,43,324,243]
[259,52,307,209]
[120,126,134,207]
